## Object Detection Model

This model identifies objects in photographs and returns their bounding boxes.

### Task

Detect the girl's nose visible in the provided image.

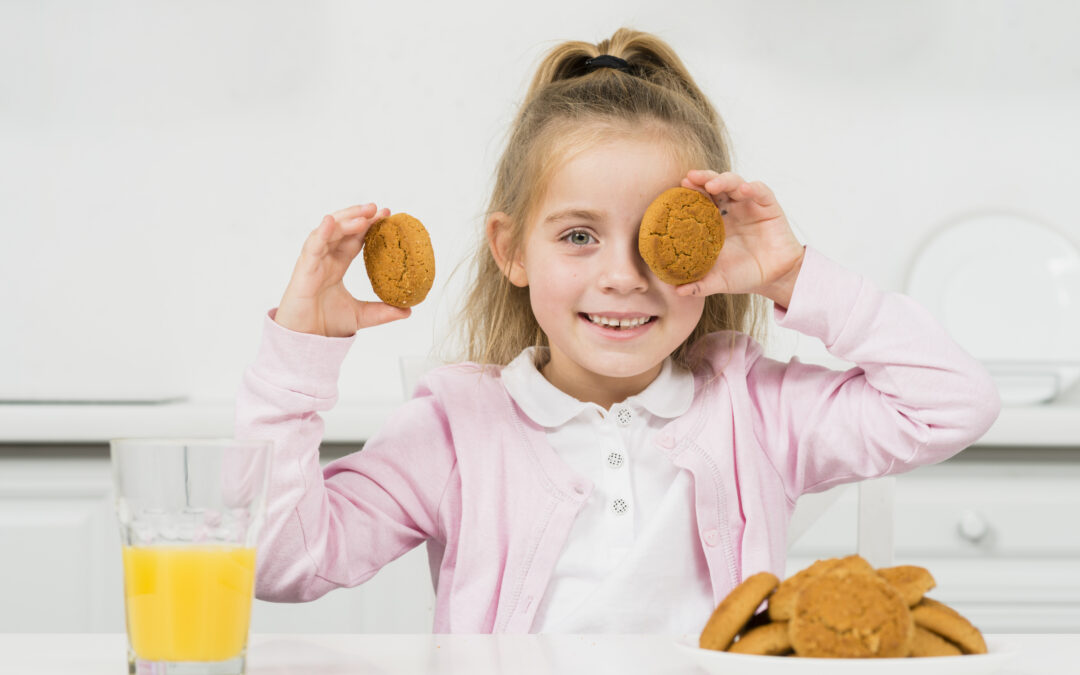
[598,241,649,293]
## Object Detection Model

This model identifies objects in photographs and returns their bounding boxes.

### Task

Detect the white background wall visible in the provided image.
[2,0,1078,405]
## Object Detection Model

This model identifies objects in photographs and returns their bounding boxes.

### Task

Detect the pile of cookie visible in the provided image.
[700,555,988,658]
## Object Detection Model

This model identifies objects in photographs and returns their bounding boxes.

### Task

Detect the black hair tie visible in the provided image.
[583,54,632,74]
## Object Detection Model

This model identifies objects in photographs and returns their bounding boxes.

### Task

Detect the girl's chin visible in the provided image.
[565,354,664,383]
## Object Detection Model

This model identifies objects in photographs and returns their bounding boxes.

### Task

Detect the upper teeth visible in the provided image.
[587,314,651,328]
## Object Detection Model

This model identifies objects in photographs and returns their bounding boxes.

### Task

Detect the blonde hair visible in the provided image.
[456,27,767,370]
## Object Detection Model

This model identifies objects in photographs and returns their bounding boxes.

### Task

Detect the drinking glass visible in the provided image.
[111,438,272,675]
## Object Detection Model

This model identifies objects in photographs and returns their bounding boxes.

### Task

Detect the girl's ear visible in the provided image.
[487,211,528,287]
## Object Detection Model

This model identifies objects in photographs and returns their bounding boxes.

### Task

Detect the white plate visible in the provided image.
[906,212,1080,404]
[675,635,1015,675]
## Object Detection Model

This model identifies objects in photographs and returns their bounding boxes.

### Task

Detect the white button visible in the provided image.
[615,407,633,426]
[606,451,624,468]
[612,498,629,515]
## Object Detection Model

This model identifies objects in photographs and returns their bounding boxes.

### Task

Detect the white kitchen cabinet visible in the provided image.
[0,456,117,632]
[1,446,1078,633]
[0,447,435,633]
[788,452,1080,633]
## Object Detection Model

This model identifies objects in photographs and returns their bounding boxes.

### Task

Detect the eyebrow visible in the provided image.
[542,208,606,225]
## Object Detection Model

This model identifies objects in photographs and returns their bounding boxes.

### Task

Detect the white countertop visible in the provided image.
[0,399,397,444]
[2,633,1074,674]
[1,394,1079,445]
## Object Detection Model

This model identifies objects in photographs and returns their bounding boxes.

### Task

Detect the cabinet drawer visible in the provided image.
[787,458,1080,633]
[791,460,1080,558]
[893,465,1080,557]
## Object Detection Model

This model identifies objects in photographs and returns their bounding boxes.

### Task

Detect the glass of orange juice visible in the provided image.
[111,438,272,675]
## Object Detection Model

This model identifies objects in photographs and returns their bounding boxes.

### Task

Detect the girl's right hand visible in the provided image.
[274,203,412,337]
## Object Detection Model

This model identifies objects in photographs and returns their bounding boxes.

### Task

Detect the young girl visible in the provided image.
[235,28,1000,634]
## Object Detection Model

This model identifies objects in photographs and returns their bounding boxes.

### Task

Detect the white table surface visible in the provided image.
[1,633,1075,674]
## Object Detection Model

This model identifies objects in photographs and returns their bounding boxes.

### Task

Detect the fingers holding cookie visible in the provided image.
[682,169,735,210]
[685,168,736,188]
[304,204,391,263]
[739,181,777,208]
[683,169,750,203]
[683,170,781,213]
[292,204,392,302]
[276,202,415,337]
[333,203,392,236]
[673,169,802,305]
[331,202,383,221]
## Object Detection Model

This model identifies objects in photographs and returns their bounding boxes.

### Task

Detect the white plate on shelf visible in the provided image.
[674,634,1015,674]
[906,212,1080,404]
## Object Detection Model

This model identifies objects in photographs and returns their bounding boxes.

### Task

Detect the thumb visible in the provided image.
[355,300,412,328]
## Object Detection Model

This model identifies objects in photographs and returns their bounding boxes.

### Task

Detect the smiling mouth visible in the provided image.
[580,313,658,330]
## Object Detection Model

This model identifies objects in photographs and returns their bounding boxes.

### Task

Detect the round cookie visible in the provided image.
[911,597,987,655]
[877,565,936,607]
[789,571,914,658]
[699,571,780,651]
[910,625,962,657]
[829,553,876,578]
[768,554,875,621]
[638,186,724,285]
[728,621,792,655]
[768,558,838,621]
[363,212,435,308]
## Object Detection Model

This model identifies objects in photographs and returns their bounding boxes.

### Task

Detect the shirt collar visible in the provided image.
[500,347,695,428]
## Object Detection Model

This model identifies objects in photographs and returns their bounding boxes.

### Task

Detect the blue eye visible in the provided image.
[564,229,595,246]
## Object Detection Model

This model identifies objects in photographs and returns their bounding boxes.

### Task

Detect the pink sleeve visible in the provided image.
[234,309,454,602]
[746,246,1001,501]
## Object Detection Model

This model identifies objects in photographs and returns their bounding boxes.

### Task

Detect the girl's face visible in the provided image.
[516,134,706,405]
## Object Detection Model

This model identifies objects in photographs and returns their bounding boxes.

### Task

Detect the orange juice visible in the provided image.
[122,545,256,661]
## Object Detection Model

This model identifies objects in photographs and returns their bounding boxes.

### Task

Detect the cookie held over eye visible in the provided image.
[363,212,436,308]
[638,186,724,285]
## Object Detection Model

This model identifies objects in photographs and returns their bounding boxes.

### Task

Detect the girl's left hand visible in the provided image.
[676,170,805,308]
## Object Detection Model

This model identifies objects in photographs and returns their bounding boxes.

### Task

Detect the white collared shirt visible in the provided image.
[501,347,716,634]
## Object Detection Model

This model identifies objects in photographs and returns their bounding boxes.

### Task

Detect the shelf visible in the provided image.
[0,395,1078,446]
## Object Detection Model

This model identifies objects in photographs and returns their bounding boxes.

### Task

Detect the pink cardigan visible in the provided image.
[234,245,1000,633]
